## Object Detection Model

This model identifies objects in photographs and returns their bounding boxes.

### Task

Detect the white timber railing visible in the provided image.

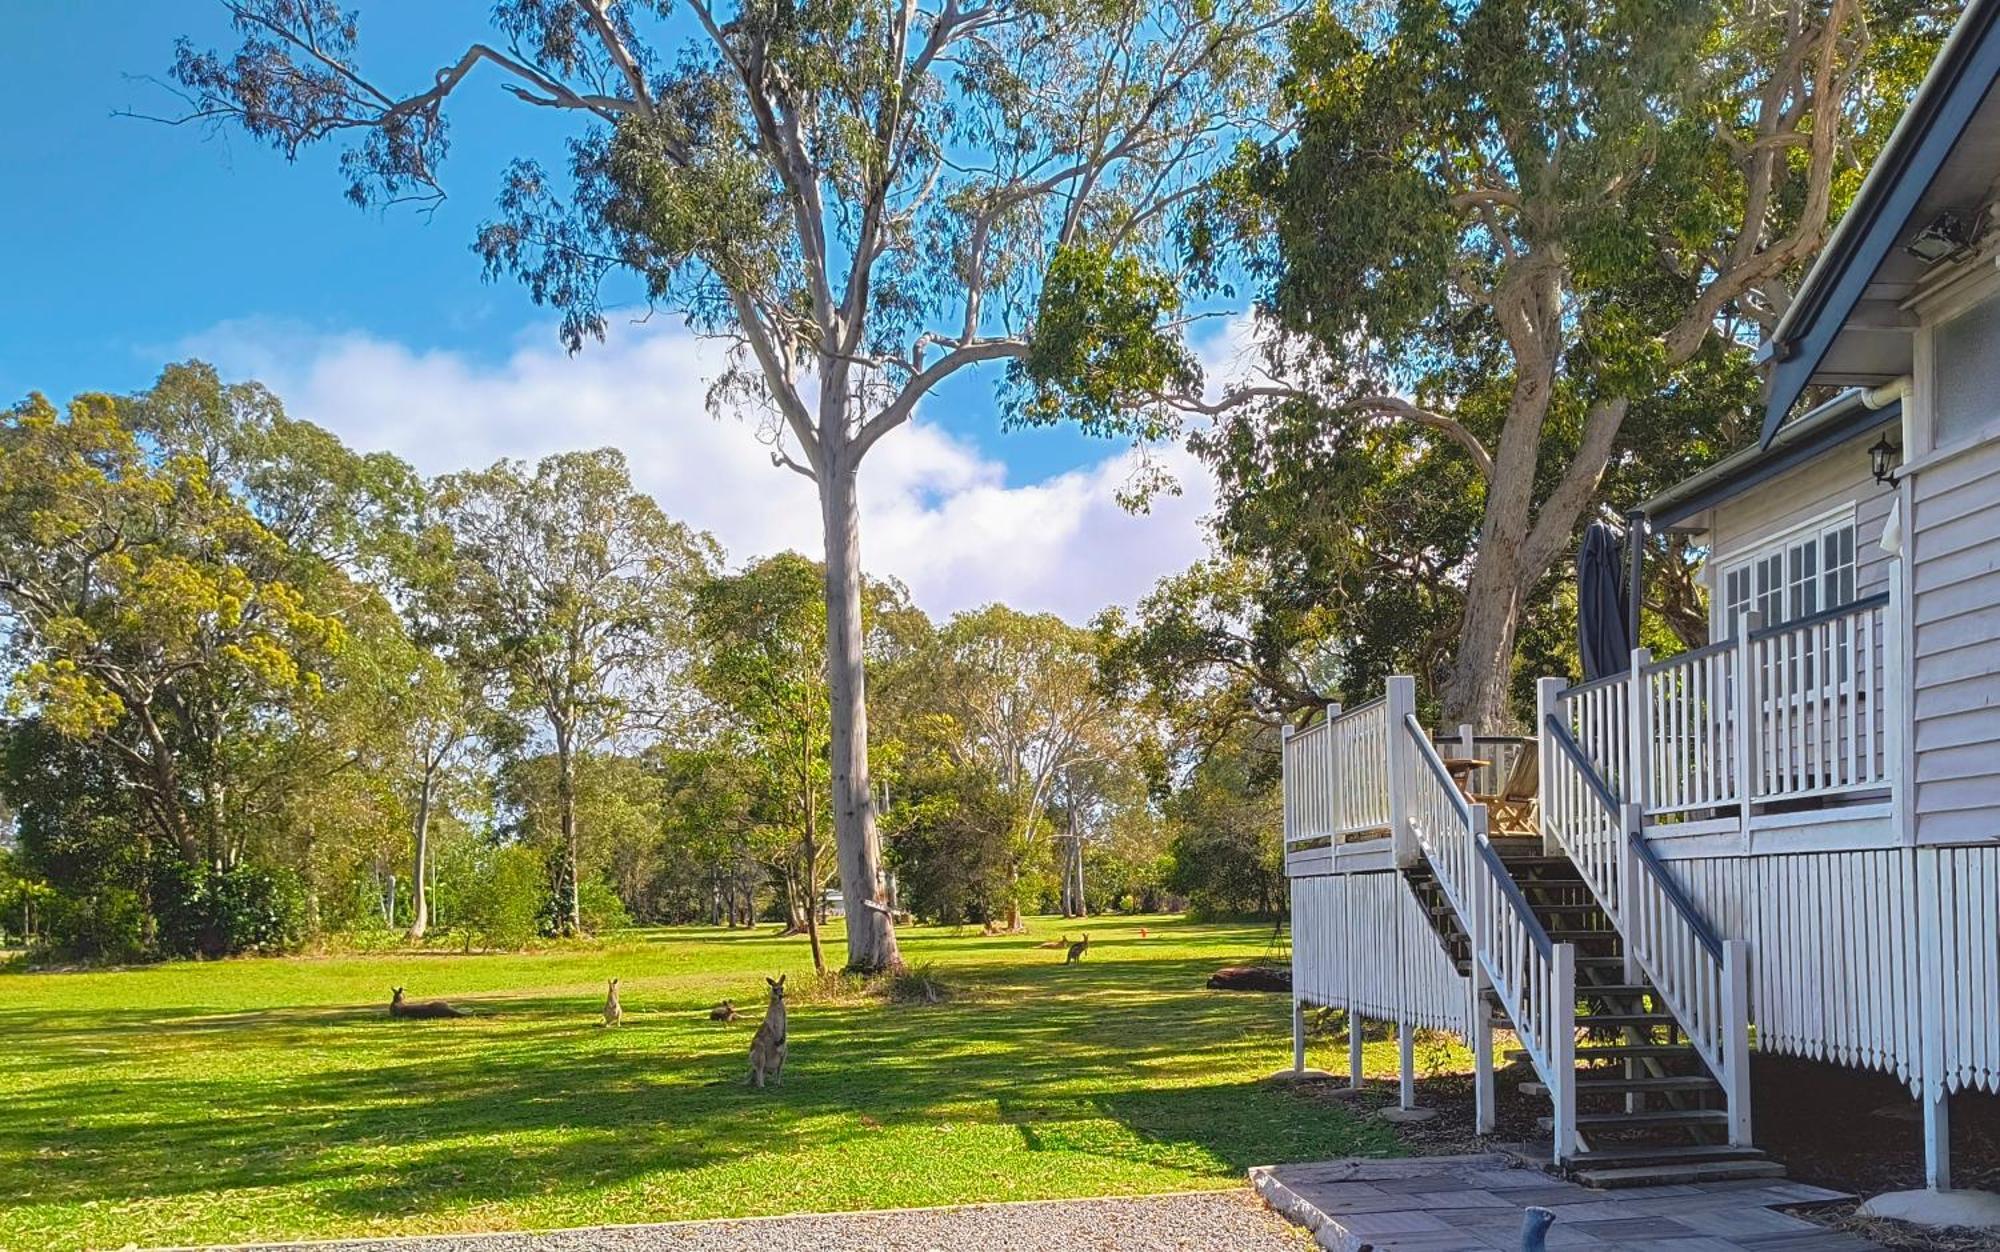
[1282,690,1408,873]
[1538,689,1754,1146]
[1554,593,1892,825]
[1399,711,1580,1159]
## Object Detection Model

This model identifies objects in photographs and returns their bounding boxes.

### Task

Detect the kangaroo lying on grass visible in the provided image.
[710,1000,740,1022]
[1065,934,1090,963]
[1036,933,1071,949]
[748,975,787,1088]
[603,978,622,1027]
[389,987,464,1019]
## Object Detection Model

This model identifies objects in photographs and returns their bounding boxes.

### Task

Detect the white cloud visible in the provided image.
[178,316,1233,624]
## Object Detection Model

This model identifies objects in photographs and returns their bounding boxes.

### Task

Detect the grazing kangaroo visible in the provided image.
[709,1000,740,1022]
[1065,934,1090,963]
[603,978,623,1027]
[389,987,464,1019]
[748,975,787,1089]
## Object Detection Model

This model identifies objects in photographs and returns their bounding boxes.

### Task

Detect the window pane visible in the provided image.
[1934,294,2000,446]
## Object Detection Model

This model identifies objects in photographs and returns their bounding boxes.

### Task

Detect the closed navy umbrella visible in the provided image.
[1577,522,1631,682]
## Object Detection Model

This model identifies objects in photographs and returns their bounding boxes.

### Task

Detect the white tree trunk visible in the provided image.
[819,463,902,971]
[407,773,432,940]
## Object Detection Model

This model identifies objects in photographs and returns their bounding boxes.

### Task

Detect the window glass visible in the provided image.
[1718,518,1856,637]
[1934,293,2000,447]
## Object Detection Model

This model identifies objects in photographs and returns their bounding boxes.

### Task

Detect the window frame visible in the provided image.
[1711,505,1860,642]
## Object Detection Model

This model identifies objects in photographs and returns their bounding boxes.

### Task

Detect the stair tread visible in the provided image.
[1575,1160,1787,1189]
[1567,1143,1767,1164]
[1575,1108,1727,1127]
[1507,1044,1695,1063]
[1578,1012,1677,1026]
[1519,1075,1719,1096]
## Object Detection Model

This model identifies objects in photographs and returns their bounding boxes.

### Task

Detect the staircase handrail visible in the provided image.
[1545,716,1723,960]
[1541,711,1753,1146]
[1402,714,1578,1156]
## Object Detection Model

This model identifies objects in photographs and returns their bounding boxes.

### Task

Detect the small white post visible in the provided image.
[1398,1015,1417,1111]
[1324,702,1342,865]
[1280,723,1296,859]
[1618,802,1643,976]
[1456,721,1476,762]
[1536,677,1564,855]
[1551,943,1579,1166]
[1918,846,1952,1190]
[1349,1006,1366,1090]
[1733,611,1762,846]
[1471,960,1496,1135]
[1627,647,1653,814]
[1885,559,1913,846]
[1926,1089,1954,1192]
[1396,884,1416,1111]
[1385,676,1419,867]
[1619,801,1645,1116]
[1722,938,1754,1147]
[1290,875,1306,1075]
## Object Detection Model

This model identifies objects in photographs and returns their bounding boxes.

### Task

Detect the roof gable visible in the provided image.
[1758,0,2000,446]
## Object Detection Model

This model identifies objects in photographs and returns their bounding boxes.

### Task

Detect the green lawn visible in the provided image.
[0,915,1400,1249]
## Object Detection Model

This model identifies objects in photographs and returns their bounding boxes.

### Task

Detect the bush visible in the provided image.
[577,878,631,935]
[151,862,307,958]
[39,888,148,964]
[458,845,546,950]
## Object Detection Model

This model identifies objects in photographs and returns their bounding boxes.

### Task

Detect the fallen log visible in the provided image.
[1207,965,1291,992]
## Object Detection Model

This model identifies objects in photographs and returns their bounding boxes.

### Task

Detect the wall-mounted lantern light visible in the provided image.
[1869,433,1902,486]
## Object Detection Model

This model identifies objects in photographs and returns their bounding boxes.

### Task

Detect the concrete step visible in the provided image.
[1565,1142,1768,1167]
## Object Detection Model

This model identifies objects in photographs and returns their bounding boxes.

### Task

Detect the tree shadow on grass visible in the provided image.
[0,950,1371,1232]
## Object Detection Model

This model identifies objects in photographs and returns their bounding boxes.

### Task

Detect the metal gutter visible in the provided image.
[1643,389,1899,531]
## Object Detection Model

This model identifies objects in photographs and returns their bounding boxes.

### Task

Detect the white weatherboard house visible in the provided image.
[1283,0,2000,1199]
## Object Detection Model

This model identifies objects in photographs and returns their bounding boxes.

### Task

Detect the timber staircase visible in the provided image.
[1405,838,1781,1188]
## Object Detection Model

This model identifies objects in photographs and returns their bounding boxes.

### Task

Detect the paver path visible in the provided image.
[1252,1154,1880,1251]
[175,1190,1312,1252]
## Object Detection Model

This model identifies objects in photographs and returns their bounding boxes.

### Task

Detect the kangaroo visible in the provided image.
[389,987,464,1019]
[603,978,623,1027]
[1065,933,1090,964]
[1036,933,1071,950]
[709,999,740,1022]
[748,975,787,1088]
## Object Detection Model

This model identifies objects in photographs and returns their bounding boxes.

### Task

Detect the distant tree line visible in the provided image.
[0,364,1281,964]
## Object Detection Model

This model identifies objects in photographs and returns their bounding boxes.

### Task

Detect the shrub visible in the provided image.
[38,887,148,964]
[883,960,952,1004]
[577,878,631,935]
[151,862,307,958]
[458,845,546,950]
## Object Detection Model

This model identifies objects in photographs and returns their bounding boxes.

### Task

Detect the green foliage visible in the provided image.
[1008,245,1198,440]
[150,862,308,959]
[1161,727,1283,919]
[455,844,548,951]
[1193,0,1953,722]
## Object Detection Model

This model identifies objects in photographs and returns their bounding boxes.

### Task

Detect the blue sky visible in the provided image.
[0,3,1251,621]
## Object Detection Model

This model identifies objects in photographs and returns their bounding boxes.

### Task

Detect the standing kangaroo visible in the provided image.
[1065,933,1090,963]
[602,978,623,1027]
[389,987,464,1019]
[748,975,787,1088]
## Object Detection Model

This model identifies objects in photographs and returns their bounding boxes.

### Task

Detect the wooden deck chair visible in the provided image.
[1480,742,1539,835]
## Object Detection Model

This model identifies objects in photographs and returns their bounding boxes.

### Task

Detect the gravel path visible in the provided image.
[194,1190,1311,1252]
